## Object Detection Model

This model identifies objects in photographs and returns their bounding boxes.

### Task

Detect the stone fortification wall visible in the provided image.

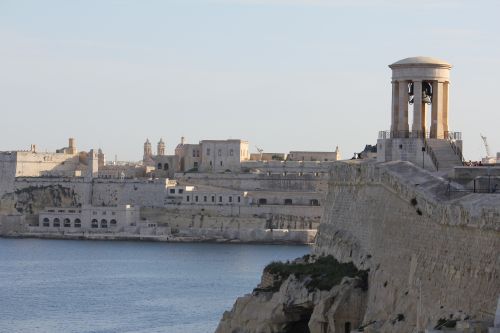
[314,160,500,332]
[91,179,167,207]
[0,153,17,196]
[176,172,328,192]
[141,205,321,230]
[15,151,82,177]
[0,214,27,234]
[139,207,318,243]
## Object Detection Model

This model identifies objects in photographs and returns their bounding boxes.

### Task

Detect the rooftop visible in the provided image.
[390,56,452,68]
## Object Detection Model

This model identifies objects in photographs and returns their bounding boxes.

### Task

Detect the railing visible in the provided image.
[445,131,465,165]
[424,139,439,171]
[379,130,462,140]
[448,140,465,165]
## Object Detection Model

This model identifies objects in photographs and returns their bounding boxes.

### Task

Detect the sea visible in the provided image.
[0,238,309,333]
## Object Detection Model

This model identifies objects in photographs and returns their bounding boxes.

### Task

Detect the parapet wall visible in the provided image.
[314,160,500,332]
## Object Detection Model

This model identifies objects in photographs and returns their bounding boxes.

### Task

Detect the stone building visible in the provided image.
[37,205,139,231]
[142,138,178,178]
[175,137,202,172]
[199,139,250,172]
[172,137,250,173]
[0,138,102,179]
[287,147,341,162]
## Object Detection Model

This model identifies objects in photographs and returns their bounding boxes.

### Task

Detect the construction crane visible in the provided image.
[480,134,496,164]
[481,134,491,157]
[255,146,264,160]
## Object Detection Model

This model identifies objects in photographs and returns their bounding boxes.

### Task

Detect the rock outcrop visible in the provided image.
[215,256,368,333]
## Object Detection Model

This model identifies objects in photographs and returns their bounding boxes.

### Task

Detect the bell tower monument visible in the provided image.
[378,56,463,171]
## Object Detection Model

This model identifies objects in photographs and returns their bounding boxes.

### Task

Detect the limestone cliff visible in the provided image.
[0,184,80,224]
[215,256,368,333]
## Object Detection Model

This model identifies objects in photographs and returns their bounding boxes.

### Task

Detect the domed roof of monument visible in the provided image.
[390,56,451,67]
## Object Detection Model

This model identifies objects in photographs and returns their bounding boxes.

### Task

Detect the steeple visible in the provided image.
[157,138,165,156]
[143,138,152,161]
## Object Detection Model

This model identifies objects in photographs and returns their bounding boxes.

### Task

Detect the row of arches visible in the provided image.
[42,217,81,228]
[91,219,117,228]
[257,198,320,206]
[157,163,169,171]
[41,218,118,228]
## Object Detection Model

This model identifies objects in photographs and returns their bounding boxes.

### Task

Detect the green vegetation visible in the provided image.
[262,255,368,292]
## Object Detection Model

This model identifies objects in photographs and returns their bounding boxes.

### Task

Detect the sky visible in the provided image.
[0,0,499,161]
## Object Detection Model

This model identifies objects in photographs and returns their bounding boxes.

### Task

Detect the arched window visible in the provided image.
[110,219,117,226]
[63,218,71,227]
[310,199,320,206]
[258,198,267,205]
[164,163,169,170]
[284,199,293,205]
[91,219,98,228]
[157,163,162,170]
[43,218,50,227]
[74,218,81,228]
[53,218,60,227]
[101,219,108,228]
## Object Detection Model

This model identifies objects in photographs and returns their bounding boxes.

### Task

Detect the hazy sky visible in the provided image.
[1,0,499,161]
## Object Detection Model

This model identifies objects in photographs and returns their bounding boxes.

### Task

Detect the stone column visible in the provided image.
[412,80,423,138]
[398,80,409,138]
[391,81,399,137]
[431,81,444,138]
[443,81,450,137]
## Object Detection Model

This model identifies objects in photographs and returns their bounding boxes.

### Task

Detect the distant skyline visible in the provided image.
[1,0,499,161]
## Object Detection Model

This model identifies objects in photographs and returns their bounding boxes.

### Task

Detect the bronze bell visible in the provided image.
[408,82,433,105]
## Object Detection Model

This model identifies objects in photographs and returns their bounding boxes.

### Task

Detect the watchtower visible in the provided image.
[378,57,463,171]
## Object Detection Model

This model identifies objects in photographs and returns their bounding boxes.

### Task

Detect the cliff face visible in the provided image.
[215,256,368,333]
[315,160,500,331]
[0,185,80,221]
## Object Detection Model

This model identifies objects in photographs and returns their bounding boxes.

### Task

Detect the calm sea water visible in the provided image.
[0,239,309,333]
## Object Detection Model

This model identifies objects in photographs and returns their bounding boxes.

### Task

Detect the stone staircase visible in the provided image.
[426,139,464,171]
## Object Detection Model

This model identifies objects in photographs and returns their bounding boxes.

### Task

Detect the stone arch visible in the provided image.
[74,218,81,228]
[53,218,60,227]
[100,219,108,228]
[110,219,117,226]
[43,218,50,227]
[91,219,98,228]
[63,218,71,227]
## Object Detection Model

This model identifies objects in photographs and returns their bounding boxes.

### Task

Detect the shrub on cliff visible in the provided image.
[263,255,367,292]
